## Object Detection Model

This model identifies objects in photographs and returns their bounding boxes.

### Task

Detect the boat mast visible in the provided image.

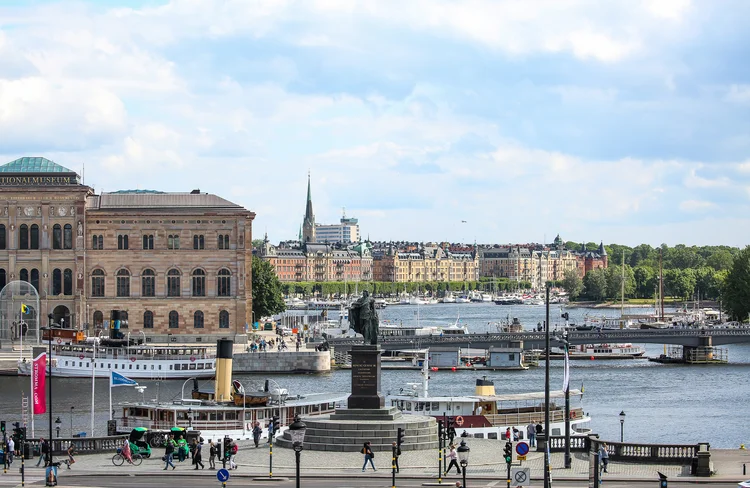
[659,248,664,320]
[422,351,429,397]
[621,249,625,319]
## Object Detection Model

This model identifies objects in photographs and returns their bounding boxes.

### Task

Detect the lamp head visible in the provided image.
[619,410,626,422]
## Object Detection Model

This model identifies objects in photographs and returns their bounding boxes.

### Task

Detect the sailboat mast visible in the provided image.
[659,248,664,320]
[621,249,625,317]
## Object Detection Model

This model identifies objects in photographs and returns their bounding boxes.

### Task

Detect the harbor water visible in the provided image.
[1,303,747,448]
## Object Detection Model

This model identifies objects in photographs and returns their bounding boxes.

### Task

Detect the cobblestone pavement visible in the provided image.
[14,439,747,482]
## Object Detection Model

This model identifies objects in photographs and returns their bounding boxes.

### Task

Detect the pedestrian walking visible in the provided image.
[177,435,187,462]
[36,438,48,467]
[527,421,536,447]
[267,420,275,443]
[391,441,400,473]
[505,427,511,441]
[6,436,14,465]
[252,422,262,448]
[229,440,238,469]
[599,443,609,473]
[455,482,464,488]
[208,440,216,470]
[65,443,76,469]
[192,439,204,470]
[445,444,461,475]
[361,442,376,472]
[535,423,543,436]
[163,435,176,470]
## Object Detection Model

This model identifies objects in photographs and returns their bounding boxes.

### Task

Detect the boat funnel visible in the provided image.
[475,376,495,396]
[215,338,234,402]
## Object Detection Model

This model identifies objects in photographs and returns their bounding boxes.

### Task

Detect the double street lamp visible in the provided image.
[457,440,470,488]
[289,415,307,488]
[619,411,626,442]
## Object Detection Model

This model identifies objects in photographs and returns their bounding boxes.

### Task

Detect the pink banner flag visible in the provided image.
[32,352,47,414]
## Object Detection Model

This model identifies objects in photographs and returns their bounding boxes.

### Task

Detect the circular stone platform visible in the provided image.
[275,407,438,452]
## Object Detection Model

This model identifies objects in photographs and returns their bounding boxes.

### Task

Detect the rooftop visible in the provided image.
[0,157,76,174]
[87,192,246,210]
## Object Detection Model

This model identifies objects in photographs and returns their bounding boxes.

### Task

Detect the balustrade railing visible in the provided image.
[28,435,128,456]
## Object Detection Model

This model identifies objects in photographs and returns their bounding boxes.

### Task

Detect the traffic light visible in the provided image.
[437,420,443,441]
[446,417,454,430]
[223,436,231,460]
[0,421,5,433]
[17,427,26,442]
[397,427,405,448]
[271,415,280,435]
[503,441,512,464]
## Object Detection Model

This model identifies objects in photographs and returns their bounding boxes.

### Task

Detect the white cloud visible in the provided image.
[679,200,716,212]
[683,168,730,188]
[725,84,750,104]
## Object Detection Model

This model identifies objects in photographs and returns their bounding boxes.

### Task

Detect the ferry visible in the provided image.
[18,339,216,379]
[387,359,591,440]
[116,339,346,442]
[549,343,645,359]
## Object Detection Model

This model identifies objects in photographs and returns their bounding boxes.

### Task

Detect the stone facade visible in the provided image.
[372,244,479,283]
[232,350,330,373]
[0,157,255,337]
[261,237,373,283]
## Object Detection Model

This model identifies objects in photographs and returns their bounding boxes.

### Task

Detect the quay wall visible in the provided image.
[233,350,330,373]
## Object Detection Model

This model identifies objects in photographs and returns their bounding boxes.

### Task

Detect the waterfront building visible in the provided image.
[260,236,372,283]
[0,157,255,337]
[315,213,360,244]
[372,243,479,283]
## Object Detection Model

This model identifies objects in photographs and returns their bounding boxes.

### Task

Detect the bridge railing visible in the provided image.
[27,436,128,456]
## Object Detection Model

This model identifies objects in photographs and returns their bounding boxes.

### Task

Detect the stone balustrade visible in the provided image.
[27,435,127,456]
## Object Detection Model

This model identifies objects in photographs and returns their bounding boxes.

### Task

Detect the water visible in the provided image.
[2,303,748,448]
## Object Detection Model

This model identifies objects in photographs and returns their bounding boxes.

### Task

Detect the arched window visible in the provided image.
[0,269,6,290]
[98,235,103,249]
[92,235,98,249]
[63,269,73,295]
[93,311,103,329]
[116,269,130,297]
[52,269,62,295]
[20,269,28,283]
[91,269,105,297]
[0,224,5,249]
[169,310,179,329]
[217,269,231,297]
[219,310,229,329]
[63,224,73,249]
[30,224,39,249]
[30,269,39,293]
[143,311,154,329]
[192,269,206,297]
[194,311,204,329]
[19,224,29,249]
[167,269,181,297]
[117,234,128,250]
[52,224,62,249]
[141,269,155,297]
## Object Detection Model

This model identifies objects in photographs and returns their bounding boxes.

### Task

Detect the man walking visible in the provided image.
[163,435,176,470]
[599,443,609,474]
[192,439,204,470]
[36,438,48,467]
[252,422,262,448]
[6,436,14,465]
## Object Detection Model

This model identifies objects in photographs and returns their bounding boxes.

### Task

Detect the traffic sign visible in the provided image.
[515,441,530,456]
[510,467,530,487]
[517,455,527,461]
[217,468,230,482]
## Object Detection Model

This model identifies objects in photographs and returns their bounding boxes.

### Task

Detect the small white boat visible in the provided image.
[441,293,456,304]
[456,296,471,304]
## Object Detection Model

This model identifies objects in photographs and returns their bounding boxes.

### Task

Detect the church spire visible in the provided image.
[302,172,316,243]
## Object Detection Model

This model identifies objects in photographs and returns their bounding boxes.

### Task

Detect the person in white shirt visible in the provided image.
[6,437,14,464]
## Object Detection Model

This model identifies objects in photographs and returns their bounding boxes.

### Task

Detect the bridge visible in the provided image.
[326,327,750,351]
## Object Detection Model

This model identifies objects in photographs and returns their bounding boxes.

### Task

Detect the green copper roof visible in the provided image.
[0,157,75,173]
[110,189,166,194]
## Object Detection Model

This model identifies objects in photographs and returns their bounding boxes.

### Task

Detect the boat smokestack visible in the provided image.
[475,377,495,396]
[215,338,234,402]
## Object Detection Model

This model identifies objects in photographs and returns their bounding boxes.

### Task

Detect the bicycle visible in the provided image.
[112,448,143,467]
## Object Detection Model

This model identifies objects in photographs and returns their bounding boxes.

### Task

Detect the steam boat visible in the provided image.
[387,357,591,440]
[116,339,347,441]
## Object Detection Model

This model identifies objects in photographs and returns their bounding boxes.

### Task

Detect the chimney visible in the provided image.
[215,338,234,402]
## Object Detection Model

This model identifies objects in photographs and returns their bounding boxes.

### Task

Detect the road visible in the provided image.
[9,474,742,488]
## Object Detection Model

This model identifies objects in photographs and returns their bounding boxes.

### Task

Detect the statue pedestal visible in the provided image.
[348,345,384,409]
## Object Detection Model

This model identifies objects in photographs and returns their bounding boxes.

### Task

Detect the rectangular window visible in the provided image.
[118,234,129,250]
[142,235,154,250]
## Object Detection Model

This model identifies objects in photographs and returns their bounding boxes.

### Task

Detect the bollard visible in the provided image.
[743,463,746,476]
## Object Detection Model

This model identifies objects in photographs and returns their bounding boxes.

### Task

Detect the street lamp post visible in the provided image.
[54,417,61,438]
[544,283,551,488]
[457,440,470,488]
[43,314,55,474]
[69,407,74,437]
[188,408,193,429]
[289,415,307,488]
[619,411,626,442]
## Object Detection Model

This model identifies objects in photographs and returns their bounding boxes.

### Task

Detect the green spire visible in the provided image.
[299,224,303,240]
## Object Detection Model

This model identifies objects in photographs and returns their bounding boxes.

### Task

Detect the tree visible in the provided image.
[722,247,750,321]
[561,270,583,300]
[706,249,734,271]
[633,266,655,298]
[252,256,286,321]
[583,268,607,301]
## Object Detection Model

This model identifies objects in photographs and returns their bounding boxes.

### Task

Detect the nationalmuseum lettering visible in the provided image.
[0,175,77,186]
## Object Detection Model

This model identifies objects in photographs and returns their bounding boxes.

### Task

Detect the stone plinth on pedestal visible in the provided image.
[348,345,384,409]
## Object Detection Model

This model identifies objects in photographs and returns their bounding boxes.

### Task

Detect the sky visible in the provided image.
[1,0,749,247]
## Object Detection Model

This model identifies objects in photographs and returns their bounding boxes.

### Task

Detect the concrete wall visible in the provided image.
[233,350,330,373]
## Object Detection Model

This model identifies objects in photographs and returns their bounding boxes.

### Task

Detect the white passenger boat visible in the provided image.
[116,339,346,441]
[387,359,591,440]
[550,343,645,359]
[18,339,216,379]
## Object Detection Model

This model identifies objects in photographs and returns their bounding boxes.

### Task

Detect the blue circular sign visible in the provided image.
[515,442,529,456]
[217,468,230,482]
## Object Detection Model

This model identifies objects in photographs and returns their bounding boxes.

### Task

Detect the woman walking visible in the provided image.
[192,439,205,470]
[445,444,461,475]
[361,442,376,472]
[208,440,216,470]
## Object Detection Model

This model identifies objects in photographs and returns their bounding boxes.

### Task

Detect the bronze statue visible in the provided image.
[349,290,379,345]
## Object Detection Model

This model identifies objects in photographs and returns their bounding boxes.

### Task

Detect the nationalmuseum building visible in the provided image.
[0,157,255,336]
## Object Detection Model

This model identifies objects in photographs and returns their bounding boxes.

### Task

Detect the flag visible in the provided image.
[562,345,570,393]
[581,381,585,396]
[111,371,138,388]
[32,353,46,414]
[21,304,28,314]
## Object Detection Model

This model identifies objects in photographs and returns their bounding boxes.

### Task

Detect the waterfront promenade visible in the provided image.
[1,439,747,486]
